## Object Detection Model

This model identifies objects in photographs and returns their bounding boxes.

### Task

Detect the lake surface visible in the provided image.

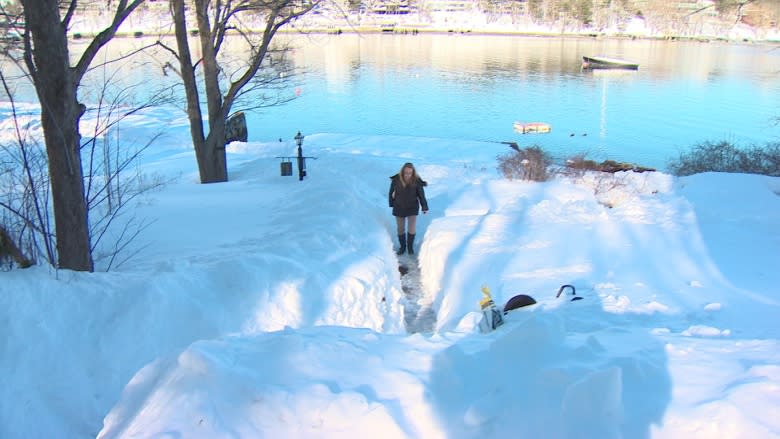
[4,33,780,171]
[255,34,780,170]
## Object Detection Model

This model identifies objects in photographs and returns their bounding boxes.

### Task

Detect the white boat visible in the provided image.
[582,56,639,70]
[513,121,551,134]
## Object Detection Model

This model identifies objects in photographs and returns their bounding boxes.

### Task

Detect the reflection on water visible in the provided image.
[268,34,779,169]
[3,34,779,170]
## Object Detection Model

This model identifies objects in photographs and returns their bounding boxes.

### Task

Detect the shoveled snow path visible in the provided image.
[398,253,436,334]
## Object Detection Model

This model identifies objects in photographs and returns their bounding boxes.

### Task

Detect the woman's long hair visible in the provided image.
[398,162,419,188]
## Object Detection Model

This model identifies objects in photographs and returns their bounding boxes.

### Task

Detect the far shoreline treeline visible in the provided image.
[71,27,780,46]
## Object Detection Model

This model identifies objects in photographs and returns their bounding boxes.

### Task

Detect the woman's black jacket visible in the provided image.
[388,175,428,217]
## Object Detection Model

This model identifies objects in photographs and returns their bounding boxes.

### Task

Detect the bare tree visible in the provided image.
[166,0,320,183]
[0,72,53,268]
[1,61,173,271]
[15,0,144,271]
[80,66,174,271]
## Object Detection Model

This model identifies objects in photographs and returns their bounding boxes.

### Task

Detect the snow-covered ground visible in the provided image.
[1,105,779,438]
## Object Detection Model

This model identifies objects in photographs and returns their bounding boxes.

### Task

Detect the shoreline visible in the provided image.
[67,10,780,45]
[83,27,780,47]
[280,27,779,45]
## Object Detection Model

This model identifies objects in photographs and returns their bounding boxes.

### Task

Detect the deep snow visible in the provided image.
[1,105,779,438]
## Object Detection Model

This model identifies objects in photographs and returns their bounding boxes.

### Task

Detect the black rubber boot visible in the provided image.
[396,234,406,255]
[407,233,416,255]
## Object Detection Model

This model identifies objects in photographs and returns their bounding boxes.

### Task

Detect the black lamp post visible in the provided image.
[295,131,305,181]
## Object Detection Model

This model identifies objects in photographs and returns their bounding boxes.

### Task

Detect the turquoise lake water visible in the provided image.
[3,34,779,171]
[254,34,780,170]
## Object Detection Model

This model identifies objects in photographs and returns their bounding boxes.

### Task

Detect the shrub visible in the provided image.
[497,145,552,181]
[0,224,33,269]
[562,154,655,177]
[667,141,780,176]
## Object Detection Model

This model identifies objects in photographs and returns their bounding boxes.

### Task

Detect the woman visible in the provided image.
[388,162,429,255]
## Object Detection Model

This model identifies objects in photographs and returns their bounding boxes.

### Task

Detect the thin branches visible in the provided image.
[73,0,146,85]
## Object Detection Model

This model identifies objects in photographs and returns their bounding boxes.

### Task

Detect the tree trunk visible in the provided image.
[172,0,228,183]
[169,0,316,184]
[23,0,93,271]
[200,129,228,183]
[171,0,208,182]
[195,0,228,183]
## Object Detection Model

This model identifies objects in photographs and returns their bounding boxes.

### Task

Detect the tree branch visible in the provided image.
[223,0,321,112]
[73,0,145,84]
[62,0,78,30]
